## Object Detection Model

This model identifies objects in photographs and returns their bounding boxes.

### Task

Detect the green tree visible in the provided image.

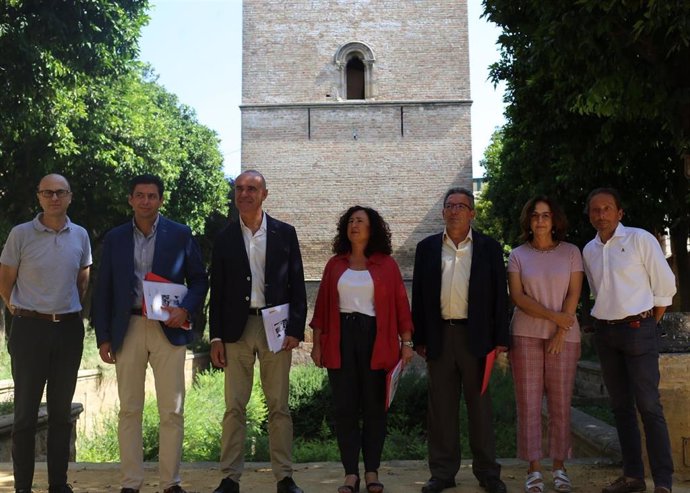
[482,0,690,309]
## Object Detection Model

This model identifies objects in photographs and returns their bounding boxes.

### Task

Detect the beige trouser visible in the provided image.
[115,315,186,490]
[220,314,294,481]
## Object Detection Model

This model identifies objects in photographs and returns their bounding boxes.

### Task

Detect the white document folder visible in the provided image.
[142,279,190,329]
[261,303,289,353]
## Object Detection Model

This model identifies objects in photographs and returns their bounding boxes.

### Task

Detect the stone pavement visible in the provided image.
[1,459,689,493]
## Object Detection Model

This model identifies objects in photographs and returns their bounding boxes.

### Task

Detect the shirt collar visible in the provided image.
[132,214,160,236]
[595,222,626,245]
[443,227,473,246]
[32,213,71,233]
[239,211,267,235]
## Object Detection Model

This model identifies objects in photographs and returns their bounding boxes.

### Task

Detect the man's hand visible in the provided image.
[99,342,116,364]
[162,306,189,328]
[211,340,226,368]
[282,335,300,351]
[495,345,509,354]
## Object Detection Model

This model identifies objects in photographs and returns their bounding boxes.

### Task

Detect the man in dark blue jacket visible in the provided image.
[412,187,509,493]
[92,174,208,493]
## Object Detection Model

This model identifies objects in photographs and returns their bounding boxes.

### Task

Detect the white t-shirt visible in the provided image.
[337,268,375,317]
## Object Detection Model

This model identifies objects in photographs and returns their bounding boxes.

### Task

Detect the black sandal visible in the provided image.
[337,476,360,493]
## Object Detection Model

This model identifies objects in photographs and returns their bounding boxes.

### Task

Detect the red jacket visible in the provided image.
[310,253,413,370]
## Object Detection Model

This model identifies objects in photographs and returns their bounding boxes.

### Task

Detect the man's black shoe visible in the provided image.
[16,489,34,493]
[48,485,73,493]
[277,476,304,493]
[479,477,507,493]
[120,489,139,493]
[213,477,240,493]
[421,477,456,493]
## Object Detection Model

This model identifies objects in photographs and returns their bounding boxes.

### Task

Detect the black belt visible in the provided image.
[131,308,144,316]
[598,309,653,325]
[13,308,80,323]
[444,319,467,326]
[248,307,265,316]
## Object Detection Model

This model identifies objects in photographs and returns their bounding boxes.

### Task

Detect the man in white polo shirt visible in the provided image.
[583,187,676,493]
[0,173,92,493]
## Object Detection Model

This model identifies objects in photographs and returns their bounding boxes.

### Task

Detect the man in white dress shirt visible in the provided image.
[583,187,676,493]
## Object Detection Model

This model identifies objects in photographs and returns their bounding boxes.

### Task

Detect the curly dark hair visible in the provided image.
[519,195,569,243]
[332,205,392,256]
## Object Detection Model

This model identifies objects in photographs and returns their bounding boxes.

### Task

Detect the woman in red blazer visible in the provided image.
[310,205,414,493]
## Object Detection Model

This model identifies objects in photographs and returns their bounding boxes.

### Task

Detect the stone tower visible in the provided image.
[241,0,472,280]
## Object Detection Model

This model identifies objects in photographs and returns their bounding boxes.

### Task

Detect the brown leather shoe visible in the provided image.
[602,476,647,493]
[653,487,671,493]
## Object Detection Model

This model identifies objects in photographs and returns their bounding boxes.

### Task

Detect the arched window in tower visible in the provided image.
[334,41,375,100]
[346,57,365,100]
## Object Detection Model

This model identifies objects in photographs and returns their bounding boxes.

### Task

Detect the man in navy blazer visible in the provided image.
[412,187,509,493]
[209,170,306,493]
[92,174,208,493]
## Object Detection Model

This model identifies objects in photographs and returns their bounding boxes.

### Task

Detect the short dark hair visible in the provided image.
[519,195,569,242]
[585,187,622,214]
[332,206,392,256]
[443,187,475,209]
[129,174,164,197]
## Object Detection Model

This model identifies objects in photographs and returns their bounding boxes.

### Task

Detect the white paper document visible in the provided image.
[261,303,289,353]
[142,280,189,327]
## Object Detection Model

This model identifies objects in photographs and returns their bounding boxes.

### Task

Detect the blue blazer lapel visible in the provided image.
[230,220,251,272]
[151,217,165,275]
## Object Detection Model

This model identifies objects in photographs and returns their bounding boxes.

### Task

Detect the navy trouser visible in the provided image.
[9,315,84,491]
[327,312,387,477]
[595,316,673,489]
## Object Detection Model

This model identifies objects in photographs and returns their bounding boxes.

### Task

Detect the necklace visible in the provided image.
[528,240,560,253]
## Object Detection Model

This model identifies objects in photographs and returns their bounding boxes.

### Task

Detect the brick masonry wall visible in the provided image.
[242,0,473,279]
[242,102,472,278]
[243,0,470,103]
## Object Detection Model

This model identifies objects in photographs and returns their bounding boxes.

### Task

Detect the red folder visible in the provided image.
[481,349,497,396]
[385,359,404,410]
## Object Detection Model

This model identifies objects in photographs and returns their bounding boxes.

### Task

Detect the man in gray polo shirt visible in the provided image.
[0,173,92,493]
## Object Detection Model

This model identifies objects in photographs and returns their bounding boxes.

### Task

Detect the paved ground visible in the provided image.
[2,460,689,493]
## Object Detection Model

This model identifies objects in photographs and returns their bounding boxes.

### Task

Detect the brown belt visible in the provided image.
[599,309,653,325]
[13,308,80,323]
[248,307,265,316]
[444,319,468,326]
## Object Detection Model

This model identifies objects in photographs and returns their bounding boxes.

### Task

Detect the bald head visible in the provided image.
[237,169,266,190]
[38,173,70,192]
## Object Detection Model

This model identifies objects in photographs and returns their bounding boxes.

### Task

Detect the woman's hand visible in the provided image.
[311,344,323,368]
[547,328,567,354]
[552,311,575,330]
[401,345,414,367]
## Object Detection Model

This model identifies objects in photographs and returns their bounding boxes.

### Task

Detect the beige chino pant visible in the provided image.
[115,315,186,490]
[220,314,294,481]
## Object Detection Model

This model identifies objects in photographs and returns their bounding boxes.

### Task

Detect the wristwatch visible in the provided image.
[401,340,414,348]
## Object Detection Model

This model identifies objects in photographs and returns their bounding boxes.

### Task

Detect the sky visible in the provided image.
[138,0,507,179]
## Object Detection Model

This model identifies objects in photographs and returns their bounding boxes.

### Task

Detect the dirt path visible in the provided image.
[2,459,689,493]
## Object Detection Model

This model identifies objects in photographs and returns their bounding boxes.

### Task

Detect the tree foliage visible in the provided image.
[482,0,690,309]
[0,1,228,243]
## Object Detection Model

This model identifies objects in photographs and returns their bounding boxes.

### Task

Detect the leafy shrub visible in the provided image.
[288,365,331,438]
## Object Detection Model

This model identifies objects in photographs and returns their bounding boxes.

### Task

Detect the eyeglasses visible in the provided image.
[530,212,552,221]
[37,189,71,199]
[444,203,472,212]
